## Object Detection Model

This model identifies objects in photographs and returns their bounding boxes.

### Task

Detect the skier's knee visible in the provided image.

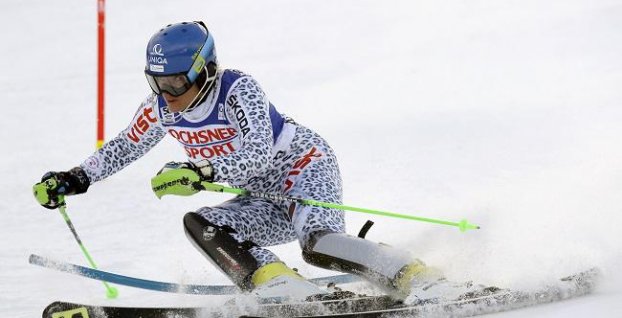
[301,230,415,292]
[183,212,260,290]
[301,231,360,270]
[301,230,336,261]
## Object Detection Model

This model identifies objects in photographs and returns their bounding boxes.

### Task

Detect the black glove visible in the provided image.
[33,167,90,209]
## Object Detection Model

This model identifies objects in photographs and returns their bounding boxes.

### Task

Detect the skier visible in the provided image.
[33,21,456,301]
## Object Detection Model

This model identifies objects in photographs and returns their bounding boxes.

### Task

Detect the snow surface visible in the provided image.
[2,0,622,316]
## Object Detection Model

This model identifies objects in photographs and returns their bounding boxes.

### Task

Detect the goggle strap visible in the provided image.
[187,35,214,82]
[181,66,216,114]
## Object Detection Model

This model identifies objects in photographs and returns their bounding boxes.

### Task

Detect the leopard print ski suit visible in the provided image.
[80,69,345,268]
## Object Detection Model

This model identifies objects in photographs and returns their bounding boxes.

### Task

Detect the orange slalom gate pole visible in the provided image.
[96,0,105,149]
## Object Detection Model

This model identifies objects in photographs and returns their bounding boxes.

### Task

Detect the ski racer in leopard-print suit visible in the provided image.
[35,22,426,299]
[82,68,346,269]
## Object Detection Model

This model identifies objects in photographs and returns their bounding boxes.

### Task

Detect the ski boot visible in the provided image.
[251,262,329,301]
[394,261,488,304]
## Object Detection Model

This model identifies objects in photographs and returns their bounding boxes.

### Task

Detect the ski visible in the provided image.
[29,254,360,295]
[42,267,599,318]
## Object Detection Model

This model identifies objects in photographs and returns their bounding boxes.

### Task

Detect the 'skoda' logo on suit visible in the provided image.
[226,95,250,138]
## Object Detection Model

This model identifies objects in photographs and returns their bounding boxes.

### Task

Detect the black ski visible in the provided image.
[42,295,395,318]
[42,267,599,318]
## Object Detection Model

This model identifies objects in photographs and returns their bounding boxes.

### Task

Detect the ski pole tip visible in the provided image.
[106,286,119,299]
[458,219,480,232]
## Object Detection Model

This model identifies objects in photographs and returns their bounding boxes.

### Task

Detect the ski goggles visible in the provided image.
[145,73,194,97]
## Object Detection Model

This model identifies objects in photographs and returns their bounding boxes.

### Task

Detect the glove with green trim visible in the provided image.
[151,161,213,199]
[33,167,90,209]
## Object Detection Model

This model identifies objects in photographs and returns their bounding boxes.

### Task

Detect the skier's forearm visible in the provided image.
[81,129,165,183]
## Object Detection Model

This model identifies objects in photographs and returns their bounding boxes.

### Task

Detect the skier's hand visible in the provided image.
[157,161,214,181]
[151,161,213,199]
[193,159,214,182]
[33,168,90,209]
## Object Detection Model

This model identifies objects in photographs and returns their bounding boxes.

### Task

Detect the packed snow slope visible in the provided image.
[1,0,621,317]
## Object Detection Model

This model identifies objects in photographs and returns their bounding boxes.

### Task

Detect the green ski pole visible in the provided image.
[33,177,120,299]
[57,202,119,299]
[197,182,480,232]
